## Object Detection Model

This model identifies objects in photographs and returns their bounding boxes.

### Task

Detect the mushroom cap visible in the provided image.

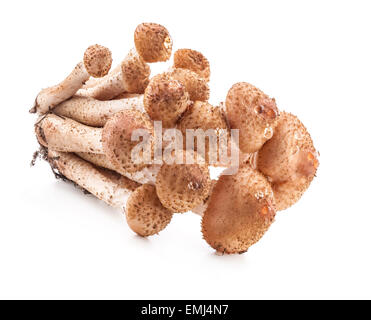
[168,68,210,102]
[144,73,191,128]
[173,49,210,81]
[202,165,276,254]
[134,23,172,63]
[83,44,112,78]
[156,151,211,213]
[225,82,279,153]
[177,101,229,165]
[257,112,318,183]
[272,178,312,211]
[102,109,154,173]
[126,184,173,237]
[121,49,151,94]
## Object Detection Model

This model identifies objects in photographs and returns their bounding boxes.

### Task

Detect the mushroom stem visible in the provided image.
[31,45,112,114]
[48,150,138,208]
[76,152,160,185]
[36,114,104,154]
[36,109,154,174]
[53,95,144,127]
[77,49,150,100]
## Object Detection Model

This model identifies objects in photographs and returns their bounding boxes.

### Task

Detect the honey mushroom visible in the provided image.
[173,49,210,81]
[53,72,194,128]
[77,48,150,100]
[35,109,154,174]
[143,73,191,128]
[167,68,210,102]
[257,112,319,211]
[30,44,112,114]
[225,82,280,153]
[156,150,212,213]
[202,165,276,254]
[48,150,172,237]
[78,23,172,100]
[177,101,230,165]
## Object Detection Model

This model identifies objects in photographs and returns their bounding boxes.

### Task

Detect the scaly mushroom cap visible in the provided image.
[257,112,318,183]
[177,101,229,165]
[225,82,279,153]
[126,184,173,237]
[168,68,210,102]
[144,73,191,128]
[83,44,112,78]
[272,178,312,211]
[202,165,276,254]
[173,49,210,81]
[156,151,211,212]
[121,49,151,94]
[134,23,172,63]
[102,109,154,173]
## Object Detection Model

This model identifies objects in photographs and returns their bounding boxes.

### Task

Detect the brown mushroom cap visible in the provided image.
[102,109,154,173]
[202,165,276,254]
[156,151,211,213]
[272,178,312,211]
[121,49,151,94]
[168,68,210,102]
[83,44,112,78]
[225,82,279,153]
[177,101,229,165]
[173,49,210,81]
[134,23,172,63]
[257,112,318,183]
[144,73,191,128]
[126,184,173,237]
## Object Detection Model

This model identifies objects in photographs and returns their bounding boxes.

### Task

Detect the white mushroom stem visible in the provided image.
[36,114,104,154]
[48,150,135,208]
[76,152,159,185]
[31,45,112,114]
[77,49,150,100]
[53,95,144,127]
[48,150,206,216]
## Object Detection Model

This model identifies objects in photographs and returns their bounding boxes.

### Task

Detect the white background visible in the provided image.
[0,0,370,299]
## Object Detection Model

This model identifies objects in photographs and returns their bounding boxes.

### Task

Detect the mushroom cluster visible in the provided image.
[30,22,319,254]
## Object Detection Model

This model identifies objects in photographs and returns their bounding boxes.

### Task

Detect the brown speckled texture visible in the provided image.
[102,109,154,173]
[134,23,172,63]
[177,101,229,165]
[257,112,318,210]
[126,184,173,237]
[35,114,104,154]
[83,44,112,78]
[225,82,279,153]
[144,73,191,128]
[121,49,151,93]
[202,165,276,254]
[168,68,210,102]
[156,152,211,212]
[174,49,210,81]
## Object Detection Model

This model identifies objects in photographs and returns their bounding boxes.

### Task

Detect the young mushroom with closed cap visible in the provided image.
[173,49,210,81]
[78,23,173,100]
[202,165,276,254]
[257,111,319,211]
[225,82,279,153]
[48,150,173,236]
[77,48,150,100]
[143,73,191,128]
[31,44,112,114]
